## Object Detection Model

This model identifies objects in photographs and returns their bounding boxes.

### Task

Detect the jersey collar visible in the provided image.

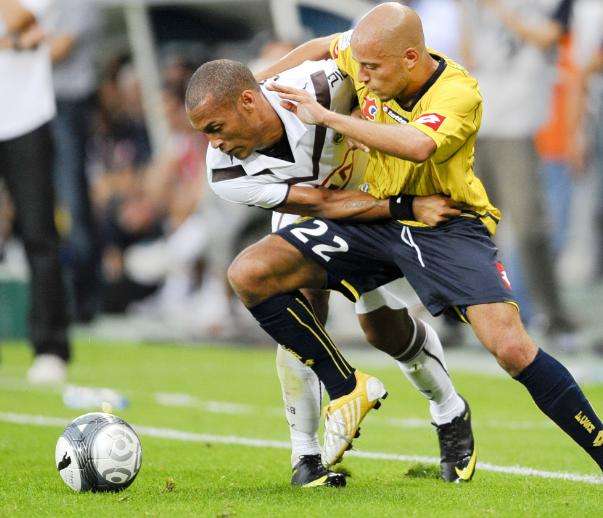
[395,54,447,112]
[261,84,308,151]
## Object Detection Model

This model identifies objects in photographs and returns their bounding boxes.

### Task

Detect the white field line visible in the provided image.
[1,411,601,486]
[155,392,554,431]
[0,379,560,431]
[154,392,284,417]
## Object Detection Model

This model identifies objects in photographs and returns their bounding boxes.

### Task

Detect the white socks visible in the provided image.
[397,321,465,425]
[276,345,322,466]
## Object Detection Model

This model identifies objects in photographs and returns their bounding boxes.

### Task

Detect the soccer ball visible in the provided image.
[55,412,142,492]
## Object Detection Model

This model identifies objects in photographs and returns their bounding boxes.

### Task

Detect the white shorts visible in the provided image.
[272,212,409,315]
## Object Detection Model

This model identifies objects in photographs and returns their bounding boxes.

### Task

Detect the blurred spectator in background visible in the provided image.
[125,70,209,326]
[462,0,576,346]
[568,0,603,278]
[534,23,581,257]
[90,59,156,313]
[0,0,70,383]
[50,0,102,323]
[589,45,603,278]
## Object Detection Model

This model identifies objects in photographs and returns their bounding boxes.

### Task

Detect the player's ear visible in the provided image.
[403,48,420,70]
[239,90,257,112]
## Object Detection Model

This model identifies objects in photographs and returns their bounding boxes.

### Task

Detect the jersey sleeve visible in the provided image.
[329,30,355,76]
[208,168,290,209]
[407,81,482,163]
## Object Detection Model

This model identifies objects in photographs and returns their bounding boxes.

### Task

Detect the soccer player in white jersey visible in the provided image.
[186,58,473,486]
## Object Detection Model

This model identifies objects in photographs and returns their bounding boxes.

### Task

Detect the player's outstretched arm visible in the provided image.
[255,35,336,81]
[277,186,460,225]
[278,186,390,221]
[267,82,436,163]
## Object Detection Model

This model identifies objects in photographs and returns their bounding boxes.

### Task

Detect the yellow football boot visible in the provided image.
[322,370,387,467]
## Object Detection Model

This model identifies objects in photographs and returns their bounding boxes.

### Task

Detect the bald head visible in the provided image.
[185,59,260,113]
[353,2,425,57]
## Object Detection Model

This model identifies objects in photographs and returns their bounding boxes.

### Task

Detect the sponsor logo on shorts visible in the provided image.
[415,113,446,130]
[361,96,379,121]
[383,106,408,124]
[496,261,512,290]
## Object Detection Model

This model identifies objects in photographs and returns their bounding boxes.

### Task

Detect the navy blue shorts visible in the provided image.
[276,217,517,322]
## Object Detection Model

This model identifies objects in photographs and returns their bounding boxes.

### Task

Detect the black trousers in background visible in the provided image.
[53,97,100,321]
[0,123,70,361]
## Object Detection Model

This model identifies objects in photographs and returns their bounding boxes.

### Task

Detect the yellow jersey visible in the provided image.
[330,31,501,235]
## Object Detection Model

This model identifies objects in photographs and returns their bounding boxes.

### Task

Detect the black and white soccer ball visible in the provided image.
[55,412,142,492]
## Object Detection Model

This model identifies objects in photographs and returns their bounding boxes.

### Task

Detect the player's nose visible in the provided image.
[209,136,224,149]
[358,67,370,84]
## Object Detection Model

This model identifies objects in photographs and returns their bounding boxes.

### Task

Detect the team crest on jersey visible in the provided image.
[361,96,379,121]
[415,113,446,130]
[383,106,408,124]
[496,262,512,290]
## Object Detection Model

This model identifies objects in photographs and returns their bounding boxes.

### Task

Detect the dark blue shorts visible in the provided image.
[276,217,517,322]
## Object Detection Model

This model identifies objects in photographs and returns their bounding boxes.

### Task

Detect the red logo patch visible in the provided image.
[496,262,512,290]
[361,96,378,121]
[415,113,446,131]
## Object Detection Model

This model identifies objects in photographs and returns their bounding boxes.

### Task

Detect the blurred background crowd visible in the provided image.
[1,0,603,384]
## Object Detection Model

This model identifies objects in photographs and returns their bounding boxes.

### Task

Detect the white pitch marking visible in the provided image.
[0,379,562,432]
[154,392,554,431]
[1,411,601,485]
[154,392,283,416]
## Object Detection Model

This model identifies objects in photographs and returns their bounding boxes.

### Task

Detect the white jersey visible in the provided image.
[206,59,368,212]
[0,0,56,140]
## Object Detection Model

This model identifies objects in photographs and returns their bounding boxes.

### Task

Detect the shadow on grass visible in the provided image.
[404,463,440,480]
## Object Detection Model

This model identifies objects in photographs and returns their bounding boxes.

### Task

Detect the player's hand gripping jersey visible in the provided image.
[330,31,501,235]
[206,59,368,212]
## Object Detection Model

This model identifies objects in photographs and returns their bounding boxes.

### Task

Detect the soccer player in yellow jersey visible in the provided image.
[327,26,500,235]
[229,3,603,474]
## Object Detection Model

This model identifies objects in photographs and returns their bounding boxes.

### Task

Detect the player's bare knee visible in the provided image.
[470,303,537,375]
[491,335,537,377]
[227,250,273,305]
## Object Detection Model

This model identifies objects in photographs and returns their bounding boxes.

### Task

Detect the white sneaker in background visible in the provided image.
[27,354,67,385]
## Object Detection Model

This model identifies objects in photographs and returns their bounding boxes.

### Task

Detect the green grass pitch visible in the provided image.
[0,341,601,517]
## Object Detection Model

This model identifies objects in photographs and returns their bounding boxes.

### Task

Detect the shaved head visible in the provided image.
[352,2,426,57]
[185,59,260,113]
[348,2,436,102]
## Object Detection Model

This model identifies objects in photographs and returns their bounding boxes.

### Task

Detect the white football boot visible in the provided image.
[27,354,67,385]
[322,370,387,467]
